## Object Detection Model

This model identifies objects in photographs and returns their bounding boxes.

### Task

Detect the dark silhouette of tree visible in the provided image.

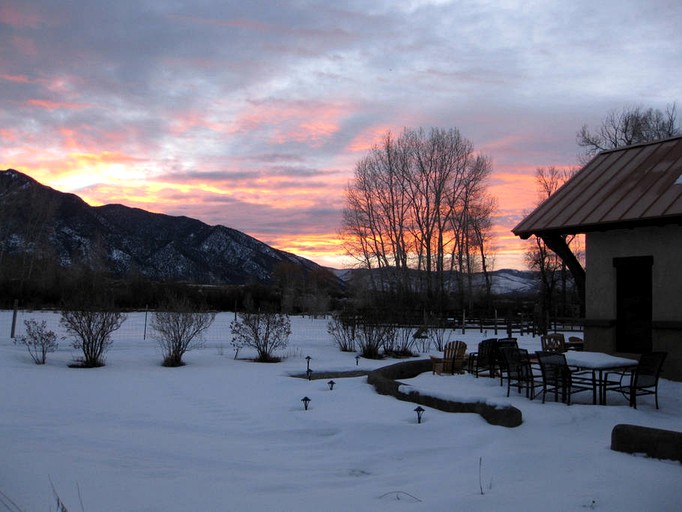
[577,103,680,162]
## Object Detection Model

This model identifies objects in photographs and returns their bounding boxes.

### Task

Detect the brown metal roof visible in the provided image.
[513,136,682,239]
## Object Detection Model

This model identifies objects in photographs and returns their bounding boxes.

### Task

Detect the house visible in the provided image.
[513,136,682,380]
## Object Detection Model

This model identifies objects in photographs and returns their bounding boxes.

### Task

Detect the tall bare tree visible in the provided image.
[341,127,495,311]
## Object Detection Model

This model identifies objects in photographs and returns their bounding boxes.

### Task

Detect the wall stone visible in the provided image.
[611,424,682,463]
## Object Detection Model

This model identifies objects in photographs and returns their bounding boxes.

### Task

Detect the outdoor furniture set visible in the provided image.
[430,334,668,409]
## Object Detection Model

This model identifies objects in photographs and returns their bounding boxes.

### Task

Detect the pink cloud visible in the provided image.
[0,3,45,28]
[26,98,94,111]
[235,99,351,146]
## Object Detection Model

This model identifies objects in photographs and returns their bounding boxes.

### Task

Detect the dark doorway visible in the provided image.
[614,256,653,353]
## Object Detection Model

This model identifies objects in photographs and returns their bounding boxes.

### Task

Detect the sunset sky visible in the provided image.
[2,1,681,269]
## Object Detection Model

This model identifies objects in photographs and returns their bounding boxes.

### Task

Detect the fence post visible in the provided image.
[494,309,498,335]
[461,310,466,335]
[143,305,148,340]
[10,299,19,338]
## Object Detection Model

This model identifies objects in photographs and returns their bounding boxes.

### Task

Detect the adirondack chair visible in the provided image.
[541,333,566,353]
[431,341,468,375]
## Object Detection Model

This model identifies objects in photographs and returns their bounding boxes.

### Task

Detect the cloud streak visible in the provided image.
[1,0,681,268]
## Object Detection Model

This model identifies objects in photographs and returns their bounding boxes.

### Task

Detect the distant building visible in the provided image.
[513,136,682,380]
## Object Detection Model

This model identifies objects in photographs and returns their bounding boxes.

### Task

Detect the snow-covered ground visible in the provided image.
[1,311,680,511]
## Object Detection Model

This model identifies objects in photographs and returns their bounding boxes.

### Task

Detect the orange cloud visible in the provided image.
[345,124,397,153]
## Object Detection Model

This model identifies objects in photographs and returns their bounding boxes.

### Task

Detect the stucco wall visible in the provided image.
[585,224,682,380]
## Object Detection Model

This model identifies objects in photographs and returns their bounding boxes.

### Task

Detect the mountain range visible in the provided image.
[0,169,329,286]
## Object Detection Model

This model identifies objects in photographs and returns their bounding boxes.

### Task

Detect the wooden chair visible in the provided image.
[431,341,467,375]
[606,352,667,409]
[541,333,566,353]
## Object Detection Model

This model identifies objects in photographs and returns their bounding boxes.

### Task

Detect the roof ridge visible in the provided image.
[599,134,682,155]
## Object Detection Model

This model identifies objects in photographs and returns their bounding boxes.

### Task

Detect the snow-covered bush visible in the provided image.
[15,319,58,364]
[230,311,291,362]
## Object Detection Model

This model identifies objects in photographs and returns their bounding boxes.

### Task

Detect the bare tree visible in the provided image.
[15,319,58,364]
[230,311,291,362]
[525,167,581,329]
[577,103,680,162]
[60,308,126,367]
[341,127,495,309]
[151,297,216,367]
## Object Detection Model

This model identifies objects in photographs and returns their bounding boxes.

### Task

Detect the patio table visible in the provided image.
[564,352,637,405]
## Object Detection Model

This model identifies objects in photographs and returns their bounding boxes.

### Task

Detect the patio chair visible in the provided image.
[494,338,519,386]
[605,352,667,409]
[535,351,593,405]
[541,333,566,353]
[566,336,585,351]
[431,341,468,375]
[500,347,541,399]
[468,338,497,378]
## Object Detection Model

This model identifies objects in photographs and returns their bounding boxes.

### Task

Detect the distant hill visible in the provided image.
[332,267,539,297]
[0,169,335,286]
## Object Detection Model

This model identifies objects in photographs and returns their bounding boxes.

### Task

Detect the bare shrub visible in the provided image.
[327,314,356,352]
[151,298,216,367]
[60,309,126,367]
[230,311,291,362]
[355,322,394,359]
[15,319,58,364]
[429,325,451,352]
[390,326,417,357]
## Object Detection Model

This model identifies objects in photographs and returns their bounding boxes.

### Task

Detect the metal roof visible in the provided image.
[513,136,682,239]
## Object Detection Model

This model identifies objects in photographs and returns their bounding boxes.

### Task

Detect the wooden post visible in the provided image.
[494,309,498,335]
[462,310,466,335]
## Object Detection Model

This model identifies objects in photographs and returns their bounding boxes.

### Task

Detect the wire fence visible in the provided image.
[1,308,244,344]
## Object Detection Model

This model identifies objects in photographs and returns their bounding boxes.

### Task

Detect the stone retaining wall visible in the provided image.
[366,359,523,428]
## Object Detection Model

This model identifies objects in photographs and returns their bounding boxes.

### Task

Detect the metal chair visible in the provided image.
[606,352,667,409]
[468,338,497,377]
[500,347,541,399]
[536,351,593,405]
[494,338,518,386]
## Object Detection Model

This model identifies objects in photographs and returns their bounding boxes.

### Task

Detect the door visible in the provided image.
[614,256,653,353]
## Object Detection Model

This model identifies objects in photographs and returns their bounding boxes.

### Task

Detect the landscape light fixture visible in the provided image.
[306,368,313,381]
[327,380,335,390]
[301,396,311,410]
[305,355,312,371]
[355,355,360,366]
[414,406,425,424]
